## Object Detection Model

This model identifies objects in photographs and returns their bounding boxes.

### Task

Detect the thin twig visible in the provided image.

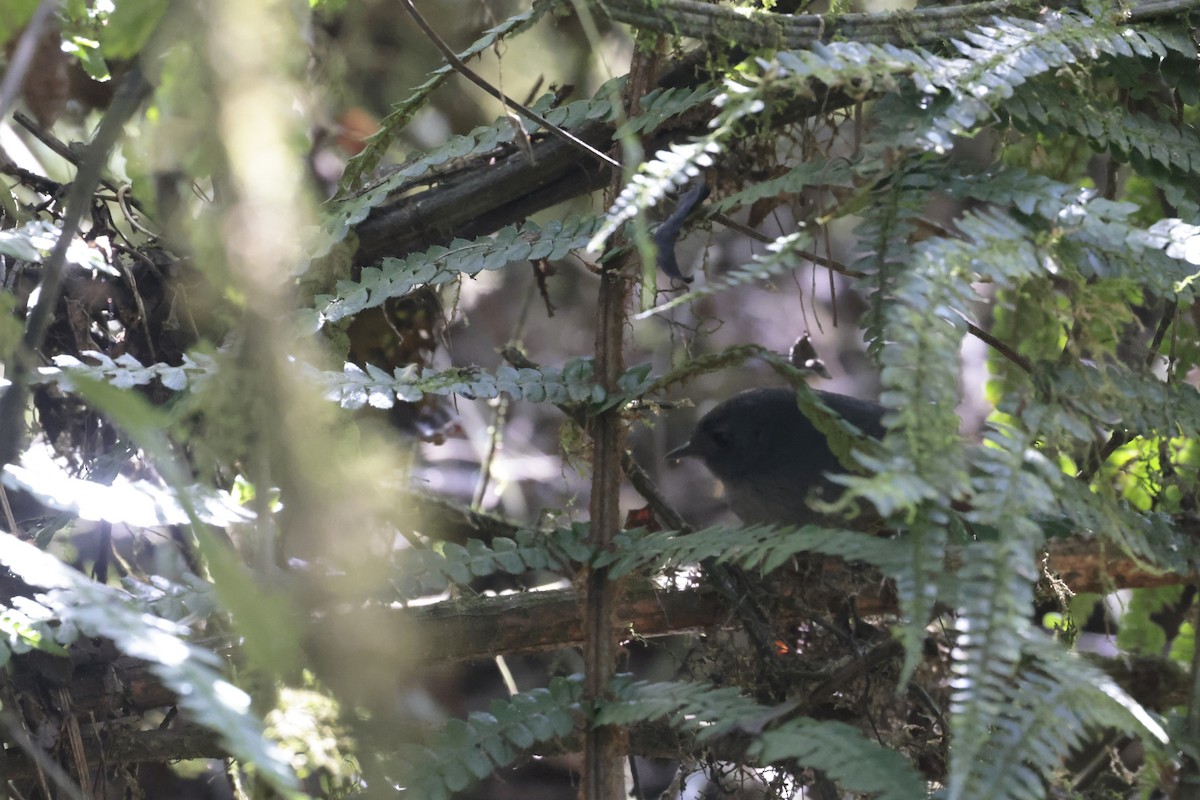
[0,486,17,533]
[11,112,131,202]
[116,256,157,363]
[398,0,621,171]
[115,184,157,237]
[961,318,1033,375]
[473,279,538,510]
[57,689,94,800]
[709,212,872,278]
[1147,300,1177,369]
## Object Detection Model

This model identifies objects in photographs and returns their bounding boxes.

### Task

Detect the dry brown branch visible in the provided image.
[312,536,1188,665]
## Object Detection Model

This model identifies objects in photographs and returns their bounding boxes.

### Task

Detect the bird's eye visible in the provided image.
[708,424,731,449]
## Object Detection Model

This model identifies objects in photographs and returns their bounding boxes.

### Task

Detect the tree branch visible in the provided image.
[352,70,858,265]
[592,0,1198,51]
[305,536,1190,665]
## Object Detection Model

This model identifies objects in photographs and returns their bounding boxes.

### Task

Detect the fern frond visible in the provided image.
[752,718,927,800]
[587,140,718,252]
[391,525,590,598]
[1,461,252,527]
[867,226,975,499]
[331,76,717,254]
[1052,364,1200,440]
[0,219,115,273]
[325,88,613,246]
[851,168,930,354]
[598,678,768,735]
[398,677,581,800]
[947,169,1199,293]
[318,358,654,410]
[941,427,1067,800]
[909,12,1186,153]
[833,210,976,682]
[315,215,603,327]
[601,524,904,579]
[1006,81,1200,179]
[597,679,927,800]
[949,631,1168,800]
[616,84,721,138]
[945,537,1040,800]
[35,351,214,392]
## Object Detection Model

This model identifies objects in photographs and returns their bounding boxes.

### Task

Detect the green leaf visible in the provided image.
[99,0,168,59]
[0,0,38,47]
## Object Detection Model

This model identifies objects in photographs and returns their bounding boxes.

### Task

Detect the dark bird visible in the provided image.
[667,387,886,526]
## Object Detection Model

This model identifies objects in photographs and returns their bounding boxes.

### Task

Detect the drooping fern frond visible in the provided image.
[837,205,981,680]
[944,536,1040,800]
[751,718,927,800]
[1,461,252,527]
[849,165,934,355]
[390,525,590,598]
[395,676,581,800]
[596,679,927,800]
[941,417,1069,800]
[0,537,301,796]
[872,234,975,500]
[946,169,1198,294]
[1006,80,1200,182]
[946,583,1170,800]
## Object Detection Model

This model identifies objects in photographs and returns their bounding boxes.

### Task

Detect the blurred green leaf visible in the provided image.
[99,0,168,59]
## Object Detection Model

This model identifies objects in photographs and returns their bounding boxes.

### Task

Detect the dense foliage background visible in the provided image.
[0,0,1199,798]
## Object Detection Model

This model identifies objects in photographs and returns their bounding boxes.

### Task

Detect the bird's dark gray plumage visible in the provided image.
[667,387,886,526]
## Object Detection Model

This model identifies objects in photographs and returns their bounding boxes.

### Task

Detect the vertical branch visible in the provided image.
[581,38,663,800]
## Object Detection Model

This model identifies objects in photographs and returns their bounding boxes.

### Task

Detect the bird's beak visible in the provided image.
[666,441,697,462]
